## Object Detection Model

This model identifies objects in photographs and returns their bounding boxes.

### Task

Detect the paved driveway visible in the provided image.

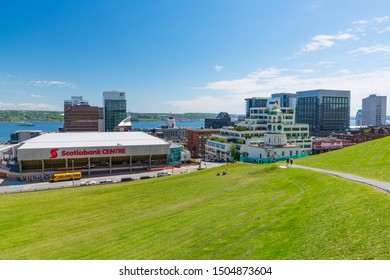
[287,164,390,194]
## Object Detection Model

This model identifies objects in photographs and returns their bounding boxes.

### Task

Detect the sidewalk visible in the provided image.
[286,164,390,194]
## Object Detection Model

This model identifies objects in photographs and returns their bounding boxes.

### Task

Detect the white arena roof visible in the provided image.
[18,132,169,150]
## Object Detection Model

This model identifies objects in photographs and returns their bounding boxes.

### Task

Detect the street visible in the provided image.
[0,162,226,195]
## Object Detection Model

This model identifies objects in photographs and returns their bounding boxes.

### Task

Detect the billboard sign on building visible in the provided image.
[267,98,281,108]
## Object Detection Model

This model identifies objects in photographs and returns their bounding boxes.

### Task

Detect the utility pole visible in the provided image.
[72,160,74,187]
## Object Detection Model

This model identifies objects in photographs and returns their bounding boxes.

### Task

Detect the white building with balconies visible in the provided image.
[205,101,312,163]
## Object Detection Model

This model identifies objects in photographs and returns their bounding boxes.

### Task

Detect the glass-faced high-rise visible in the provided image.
[362,94,387,126]
[103,91,127,132]
[296,89,350,135]
[245,97,268,117]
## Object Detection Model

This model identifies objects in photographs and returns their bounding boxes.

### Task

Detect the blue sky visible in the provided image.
[1,0,389,115]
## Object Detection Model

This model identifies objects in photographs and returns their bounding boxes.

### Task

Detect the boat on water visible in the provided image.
[17,121,35,126]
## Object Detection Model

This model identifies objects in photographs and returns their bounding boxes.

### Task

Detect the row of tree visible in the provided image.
[0,110,64,122]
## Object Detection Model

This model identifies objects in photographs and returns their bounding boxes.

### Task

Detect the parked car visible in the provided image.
[140,175,154,180]
[121,177,134,182]
[99,179,113,184]
[157,172,171,177]
[80,180,96,186]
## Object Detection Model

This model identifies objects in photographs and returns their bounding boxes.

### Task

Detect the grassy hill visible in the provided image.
[1,163,390,260]
[295,136,390,182]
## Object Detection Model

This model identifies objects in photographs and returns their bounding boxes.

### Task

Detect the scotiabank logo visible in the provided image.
[61,148,126,156]
[49,148,126,159]
[50,149,59,159]
[50,148,126,159]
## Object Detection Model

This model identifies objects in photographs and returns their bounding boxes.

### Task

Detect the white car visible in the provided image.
[157,172,171,177]
[80,180,96,186]
[99,179,113,184]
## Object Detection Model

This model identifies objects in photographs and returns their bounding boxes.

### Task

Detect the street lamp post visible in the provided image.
[72,160,74,187]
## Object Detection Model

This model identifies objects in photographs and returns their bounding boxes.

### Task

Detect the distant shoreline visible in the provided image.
[0,121,63,123]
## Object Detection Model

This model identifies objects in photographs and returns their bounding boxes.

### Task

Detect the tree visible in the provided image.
[230,145,240,161]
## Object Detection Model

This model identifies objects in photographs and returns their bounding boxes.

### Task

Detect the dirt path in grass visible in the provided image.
[286,164,390,194]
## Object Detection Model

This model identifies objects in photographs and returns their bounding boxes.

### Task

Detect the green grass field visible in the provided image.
[1,163,390,260]
[295,136,390,182]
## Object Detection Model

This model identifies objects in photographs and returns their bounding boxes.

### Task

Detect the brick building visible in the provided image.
[63,96,103,132]
[187,129,219,158]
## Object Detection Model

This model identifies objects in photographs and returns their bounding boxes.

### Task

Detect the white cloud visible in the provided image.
[353,16,390,25]
[167,67,390,114]
[214,65,224,72]
[28,80,79,89]
[349,44,390,55]
[166,95,243,113]
[202,67,288,94]
[247,68,287,79]
[31,94,44,98]
[352,20,369,25]
[351,16,390,34]
[318,61,334,68]
[0,102,60,111]
[295,69,315,74]
[301,33,355,52]
[378,26,390,33]
[297,16,390,55]
[373,16,390,23]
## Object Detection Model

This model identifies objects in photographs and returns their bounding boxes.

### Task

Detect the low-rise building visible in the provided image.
[7,132,170,180]
[154,127,188,142]
[116,116,132,132]
[206,102,312,163]
[10,130,43,144]
[187,129,219,158]
[205,112,234,129]
[242,103,312,163]
[312,137,355,154]
[168,143,191,165]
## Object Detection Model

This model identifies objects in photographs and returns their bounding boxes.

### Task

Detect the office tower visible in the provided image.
[296,89,350,135]
[63,96,102,132]
[362,94,387,126]
[245,97,268,117]
[103,91,127,132]
[271,93,296,108]
[355,109,363,126]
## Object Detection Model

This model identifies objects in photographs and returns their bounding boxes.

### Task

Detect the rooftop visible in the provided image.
[117,116,132,127]
[18,132,169,150]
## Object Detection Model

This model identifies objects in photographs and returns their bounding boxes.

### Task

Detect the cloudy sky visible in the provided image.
[1,0,389,115]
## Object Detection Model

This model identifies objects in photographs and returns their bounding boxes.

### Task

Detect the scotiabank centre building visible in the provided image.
[15,132,170,178]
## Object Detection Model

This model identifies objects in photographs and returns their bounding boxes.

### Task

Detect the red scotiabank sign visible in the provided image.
[50,148,126,158]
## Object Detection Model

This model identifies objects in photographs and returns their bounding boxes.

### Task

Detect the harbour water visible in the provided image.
[0,121,204,143]
[0,122,63,143]
[132,120,204,131]
[0,118,388,143]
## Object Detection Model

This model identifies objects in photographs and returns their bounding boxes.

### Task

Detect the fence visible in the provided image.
[240,154,308,164]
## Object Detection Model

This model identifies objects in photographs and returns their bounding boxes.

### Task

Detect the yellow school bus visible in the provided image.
[50,172,82,182]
